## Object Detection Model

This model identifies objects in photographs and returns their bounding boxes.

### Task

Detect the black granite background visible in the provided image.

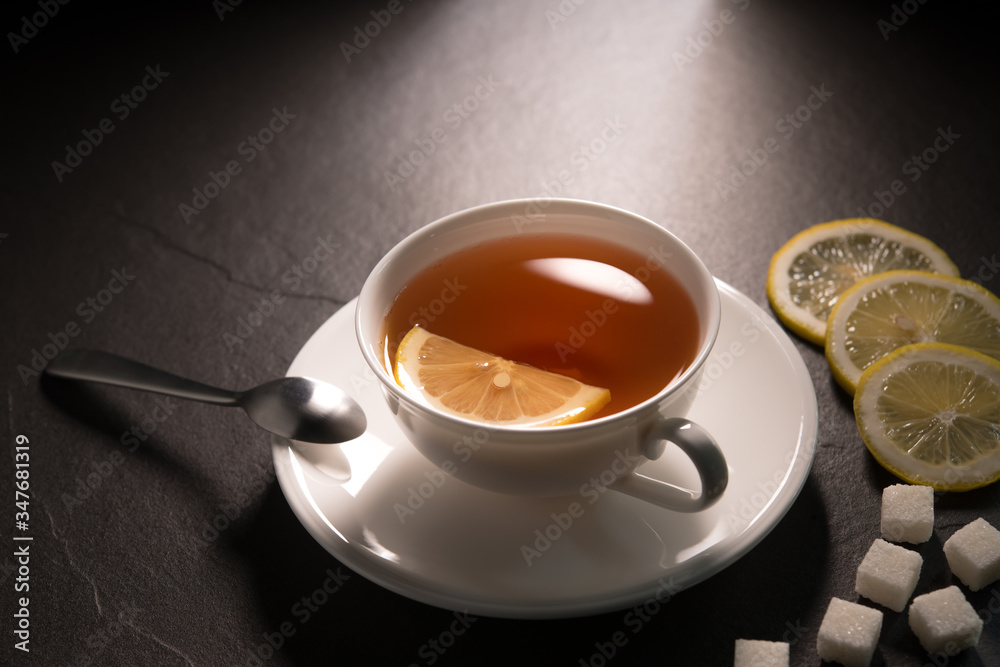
[2,0,999,665]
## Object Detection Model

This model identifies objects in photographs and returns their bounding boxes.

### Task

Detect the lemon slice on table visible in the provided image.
[854,343,1000,491]
[767,219,959,345]
[393,326,611,426]
[826,270,1000,394]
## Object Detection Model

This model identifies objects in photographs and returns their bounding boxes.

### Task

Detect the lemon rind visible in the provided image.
[854,342,1000,491]
[393,326,611,427]
[825,270,1000,395]
[767,219,958,346]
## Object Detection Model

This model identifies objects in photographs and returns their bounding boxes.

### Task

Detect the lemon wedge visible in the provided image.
[854,342,1000,491]
[767,219,959,345]
[825,270,1000,394]
[393,326,611,426]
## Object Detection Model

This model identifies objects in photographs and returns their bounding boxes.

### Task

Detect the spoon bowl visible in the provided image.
[239,376,366,443]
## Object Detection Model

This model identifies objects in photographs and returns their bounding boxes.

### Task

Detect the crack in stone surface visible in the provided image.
[42,501,104,617]
[42,496,194,664]
[124,621,198,667]
[112,213,345,305]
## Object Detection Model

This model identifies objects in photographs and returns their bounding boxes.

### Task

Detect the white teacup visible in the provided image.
[355,199,727,512]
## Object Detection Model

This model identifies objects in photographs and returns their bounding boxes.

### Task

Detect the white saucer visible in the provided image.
[272,280,818,619]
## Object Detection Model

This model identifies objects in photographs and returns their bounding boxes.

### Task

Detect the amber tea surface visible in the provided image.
[382,233,701,420]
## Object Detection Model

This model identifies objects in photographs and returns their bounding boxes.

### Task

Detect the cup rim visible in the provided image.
[355,197,721,433]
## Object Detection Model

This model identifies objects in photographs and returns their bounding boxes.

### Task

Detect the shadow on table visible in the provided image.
[235,481,491,666]
[39,373,217,496]
[234,475,829,666]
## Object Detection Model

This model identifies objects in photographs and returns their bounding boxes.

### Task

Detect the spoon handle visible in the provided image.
[45,349,238,406]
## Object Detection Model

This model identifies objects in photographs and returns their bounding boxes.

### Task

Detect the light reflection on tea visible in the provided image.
[382,233,700,420]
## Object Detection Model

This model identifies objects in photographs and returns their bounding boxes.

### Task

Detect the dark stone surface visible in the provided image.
[2,0,998,665]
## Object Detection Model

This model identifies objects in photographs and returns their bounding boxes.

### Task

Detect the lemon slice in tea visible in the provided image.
[826,270,1000,394]
[767,219,959,345]
[854,342,1000,491]
[394,326,611,426]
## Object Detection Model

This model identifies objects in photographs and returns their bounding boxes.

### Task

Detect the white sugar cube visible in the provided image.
[943,517,1000,591]
[881,484,934,543]
[734,638,788,666]
[817,597,883,667]
[855,538,923,612]
[908,585,983,654]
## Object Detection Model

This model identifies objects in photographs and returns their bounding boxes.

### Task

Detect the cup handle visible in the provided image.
[611,418,728,513]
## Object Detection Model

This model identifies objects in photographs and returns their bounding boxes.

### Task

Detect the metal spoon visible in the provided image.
[45,349,366,444]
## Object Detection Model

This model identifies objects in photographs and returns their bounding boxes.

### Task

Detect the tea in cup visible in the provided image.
[355,198,727,512]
